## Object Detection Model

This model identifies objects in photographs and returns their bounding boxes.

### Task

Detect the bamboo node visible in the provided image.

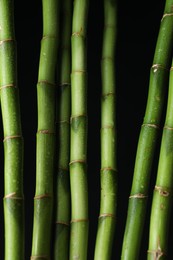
[70,114,87,122]
[147,248,165,258]
[42,35,57,40]
[0,83,17,90]
[55,221,70,226]
[69,159,86,165]
[72,27,84,37]
[151,64,167,72]
[161,12,173,21]
[154,186,170,197]
[99,213,115,219]
[37,130,55,135]
[164,125,173,130]
[102,92,115,98]
[37,80,56,87]
[104,23,116,29]
[0,38,15,45]
[71,69,87,74]
[101,125,115,130]
[4,192,23,200]
[129,193,148,199]
[101,56,114,61]
[57,166,69,172]
[142,123,159,129]
[71,218,89,223]
[30,256,49,260]
[34,193,51,200]
[100,167,118,173]
[3,135,22,142]
[59,82,71,87]
[170,66,173,71]
[56,119,70,125]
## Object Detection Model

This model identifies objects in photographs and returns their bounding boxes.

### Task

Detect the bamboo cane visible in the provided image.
[0,1,24,259]
[94,0,117,259]
[147,60,173,259]
[30,1,59,259]
[69,0,89,259]
[53,0,71,259]
[121,0,173,258]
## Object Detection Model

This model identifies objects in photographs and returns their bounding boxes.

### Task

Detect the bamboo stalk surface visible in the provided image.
[0,1,24,259]
[31,1,59,259]
[121,0,173,258]
[94,0,117,259]
[147,59,173,259]
[53,0,71,259]
[69,0,89,259]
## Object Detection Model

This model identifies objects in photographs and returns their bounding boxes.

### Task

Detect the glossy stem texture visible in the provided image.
[53,0,72,259]
[0,1,24,259]
[31,1,58,259]
[94,0,117,259]
[147,60,173,259]
[121,0,173,259]
[69,0,89,259]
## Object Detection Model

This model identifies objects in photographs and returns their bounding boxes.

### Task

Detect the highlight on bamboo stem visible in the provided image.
[147,60,173,259]
[121,0,173,259]
[30,0,59,258]
[0,1,24,259]
[69,0,89,259]
[53,0,72,259]
[94,0,117,259]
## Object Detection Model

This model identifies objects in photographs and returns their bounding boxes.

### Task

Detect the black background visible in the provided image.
[0,0,172,259]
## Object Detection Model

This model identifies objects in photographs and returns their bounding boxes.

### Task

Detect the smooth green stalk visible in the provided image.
[53,0,71,259]
[0,1,24,259]
[121,1,173,259]
[69,0,89,259]
[31,1,58,259]
[147,61,173,259]
[94,0,117,259]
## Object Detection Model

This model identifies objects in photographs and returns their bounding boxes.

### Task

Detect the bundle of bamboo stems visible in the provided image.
[1,0,173,259]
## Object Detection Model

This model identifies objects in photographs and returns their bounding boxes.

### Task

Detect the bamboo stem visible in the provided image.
[147,62,173,259]
[121,0,173,258]
[94,0,117,259]
[31,1,59,259]
[69,0,89,259]
[53,0,71,259]
[0,1,24,259]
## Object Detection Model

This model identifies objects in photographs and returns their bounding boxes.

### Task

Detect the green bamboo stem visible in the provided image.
[94,0,117,259]
[0,1,24,259]
[121,1,173,259]
[53,0,71,259]
[147,60,173,259]
[69,0,89,259]
[31,1,59,259]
